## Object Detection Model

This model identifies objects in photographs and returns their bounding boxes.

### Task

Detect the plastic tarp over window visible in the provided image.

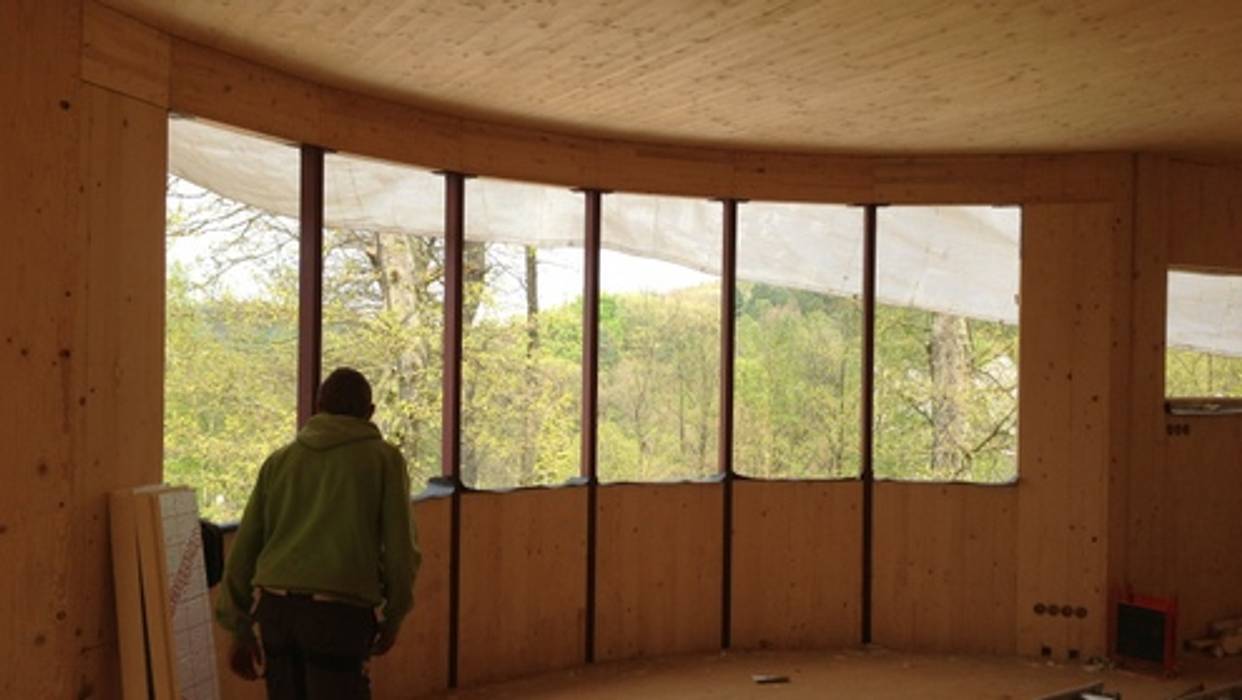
[169,118,1242,357]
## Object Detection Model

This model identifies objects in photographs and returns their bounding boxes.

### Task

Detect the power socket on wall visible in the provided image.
[1166,423,1191,436]
[1032,602,1089,619]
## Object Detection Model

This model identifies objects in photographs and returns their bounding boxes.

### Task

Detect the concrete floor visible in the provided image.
[436,647,1242,699]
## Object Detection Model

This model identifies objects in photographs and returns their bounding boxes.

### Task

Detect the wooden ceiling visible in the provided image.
[106,0,1242,156]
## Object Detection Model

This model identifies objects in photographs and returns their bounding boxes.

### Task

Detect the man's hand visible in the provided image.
[229,637,262,680]
[372,626,399,656]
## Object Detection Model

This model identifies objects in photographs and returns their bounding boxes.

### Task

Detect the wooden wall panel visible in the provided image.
[730,481,861,650]
[1166,418,1242,641]
[1126,156,1242,644]
[171,40,324,147]
[1161,159,1242,641]
[0,4,84,696]
[372,497,452,697]
[1016,204,1079,658]
[2,2,166,696]
[1016,200,1130,660]
[595,483,723,662]
[82,0,170,107]
[1164,160,1242,271]
[873,484,1017,654]
[1126,156,1175,594]
[458,488,587,687]
[77,82,169,700]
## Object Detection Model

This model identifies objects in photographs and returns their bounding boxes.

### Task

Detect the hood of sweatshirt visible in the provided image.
[296,413,382,451]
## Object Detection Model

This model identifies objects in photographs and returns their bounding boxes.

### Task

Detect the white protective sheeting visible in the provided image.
[1168,271,1242,357]
[169,118,1242,356]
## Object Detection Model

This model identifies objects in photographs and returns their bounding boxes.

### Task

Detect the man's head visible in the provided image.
[316,367,375,420]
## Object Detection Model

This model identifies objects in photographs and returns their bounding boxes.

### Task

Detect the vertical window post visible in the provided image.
[442,172,466,488]
[719,198,739,649]
[441,171,467,688]
[580,189,602,485]
[580,189,603,662]
[297,144,324,428]
[860,204,878,645]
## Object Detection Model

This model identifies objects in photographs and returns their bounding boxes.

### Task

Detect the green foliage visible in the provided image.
[1166,348,1242,398]
[164,266,298,522]
[462,306,582,489]
[598,287,720,482]
[734,282,861,479]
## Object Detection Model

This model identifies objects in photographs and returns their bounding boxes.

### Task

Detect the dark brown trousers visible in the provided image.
[254,592,376,700]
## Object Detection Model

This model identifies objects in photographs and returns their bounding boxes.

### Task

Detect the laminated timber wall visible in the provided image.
[458,489,587,685]
[15,1,1239,697]
[1,2,167,697]
[1127,156,1242,642]
[873,484,1017,654]
[731,481,861,650]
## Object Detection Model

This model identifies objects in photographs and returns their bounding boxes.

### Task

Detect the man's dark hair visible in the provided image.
[316,367,373,419]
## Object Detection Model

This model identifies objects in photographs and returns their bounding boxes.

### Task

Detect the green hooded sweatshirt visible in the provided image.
[215,413,420,640]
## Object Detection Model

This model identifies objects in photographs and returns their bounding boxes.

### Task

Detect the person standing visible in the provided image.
[215,367,420,700]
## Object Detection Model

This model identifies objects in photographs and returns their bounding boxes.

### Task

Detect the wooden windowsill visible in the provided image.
[1165,398,1242,416]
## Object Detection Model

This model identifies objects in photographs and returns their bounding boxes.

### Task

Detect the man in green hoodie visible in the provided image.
[215,367,420,700]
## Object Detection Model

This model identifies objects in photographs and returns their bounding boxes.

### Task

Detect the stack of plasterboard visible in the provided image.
[110,485,220,700]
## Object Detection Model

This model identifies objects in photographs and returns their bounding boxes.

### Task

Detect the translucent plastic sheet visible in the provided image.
[170,118,1242,357]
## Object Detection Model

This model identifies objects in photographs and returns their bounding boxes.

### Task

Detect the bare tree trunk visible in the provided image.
[462,241,487,325]
[521,245,539,483]
[930,312,971,478]
[376,232,438,471]
[459,241,489,487]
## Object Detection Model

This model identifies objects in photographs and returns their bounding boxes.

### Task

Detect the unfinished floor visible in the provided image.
[435,648,1242,700]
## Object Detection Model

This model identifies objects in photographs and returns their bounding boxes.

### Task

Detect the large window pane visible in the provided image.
[875,206,1020,483]
[165,119,299,521]
[461,178,584,489]
[598,194,720,482]
[323,153,444,492]
[735,203,863,479]
[1166,269,1242,398]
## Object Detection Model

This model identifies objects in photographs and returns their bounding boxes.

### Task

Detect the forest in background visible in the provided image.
[166,178,1239,523]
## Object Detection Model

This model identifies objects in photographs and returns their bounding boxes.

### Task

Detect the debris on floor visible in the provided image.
[751,674,790,684]
[1033,681,1120,700]
[1172,679,1242,699]
[1084,656,1116,673]
[1186,616,1242,658]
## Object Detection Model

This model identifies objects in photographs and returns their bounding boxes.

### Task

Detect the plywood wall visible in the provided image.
[873,483,1017,653]
[731,480,861,650]
[1126,156,1242,642]
[1126,156,1176,595]
[1164,418,1242,640]
[595,483,723,661]
[1015,197,1133,660]
[1,1,167,696]
[458,489,587,686]
[372,497,452,697]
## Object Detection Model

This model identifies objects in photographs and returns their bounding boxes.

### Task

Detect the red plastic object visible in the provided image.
[1111,588,1178,674]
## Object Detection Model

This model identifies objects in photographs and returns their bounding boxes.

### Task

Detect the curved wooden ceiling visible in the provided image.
[107,0,1242,155]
